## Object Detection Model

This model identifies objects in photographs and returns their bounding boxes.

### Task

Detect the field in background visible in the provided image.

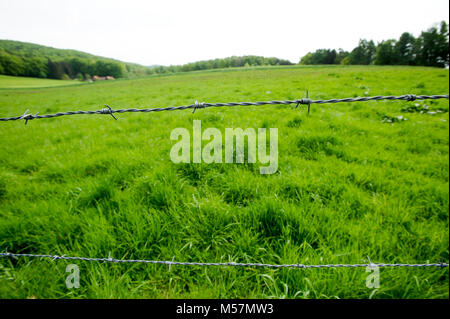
[0,65,448,298]
[0,75,83,89]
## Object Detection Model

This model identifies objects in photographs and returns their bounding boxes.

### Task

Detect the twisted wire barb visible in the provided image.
[0,253,448,269]
[0,94,448,123]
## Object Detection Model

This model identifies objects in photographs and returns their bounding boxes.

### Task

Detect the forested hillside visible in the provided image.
[0,40,294,80]
[0,40,149,80]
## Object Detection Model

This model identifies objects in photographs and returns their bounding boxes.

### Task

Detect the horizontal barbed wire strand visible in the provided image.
[0,94,448,123]
[0,253,448,269]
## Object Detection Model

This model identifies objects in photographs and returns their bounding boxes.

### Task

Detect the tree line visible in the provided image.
[0,39,294,80]
[300,21,449,68]
[0,40,149,80]
[149,56,293,75]
[1,22,448,81]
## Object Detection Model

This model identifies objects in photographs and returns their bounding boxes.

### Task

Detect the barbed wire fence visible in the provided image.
[0,92,449,271]
[0,93,448,124]
[0,252,448,269]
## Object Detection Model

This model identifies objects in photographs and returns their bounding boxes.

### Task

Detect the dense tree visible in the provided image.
[299,49,338,65]
[349,39,376,65]
[395,32,416,65]
[0,49,25,76]
[298,21,449,68]
[415,21,449,67]
[0,40,145,79]
[375,40,398,65]
[334,49,350,64]
[70,57,89,76]
[92,60,124,78]
[47,59,65,79]
[160,55,293,74]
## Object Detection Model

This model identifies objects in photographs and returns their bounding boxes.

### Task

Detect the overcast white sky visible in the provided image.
[0,0,449,66]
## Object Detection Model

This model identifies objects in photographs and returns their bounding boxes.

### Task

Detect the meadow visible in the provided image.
[0,74,84,89]
[0,65,448,298]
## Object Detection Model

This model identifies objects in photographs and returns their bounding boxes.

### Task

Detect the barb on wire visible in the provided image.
[19,109,39,125]
[102,105,117,120]
[192,101,204,114]
[0,252,448,269]
[0,93,448,124]
[306,90,311,114]
[294,89,312,114]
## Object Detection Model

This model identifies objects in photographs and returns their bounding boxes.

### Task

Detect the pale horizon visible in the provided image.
[0,0,449,67]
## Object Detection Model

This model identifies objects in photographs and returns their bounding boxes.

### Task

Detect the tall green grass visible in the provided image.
[0,65,448,298]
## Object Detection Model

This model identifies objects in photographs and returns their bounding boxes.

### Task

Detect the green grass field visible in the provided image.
[0,65,448,298]
[0,75,84,89]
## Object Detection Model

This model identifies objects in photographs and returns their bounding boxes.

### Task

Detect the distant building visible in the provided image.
[92,75,115,81]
